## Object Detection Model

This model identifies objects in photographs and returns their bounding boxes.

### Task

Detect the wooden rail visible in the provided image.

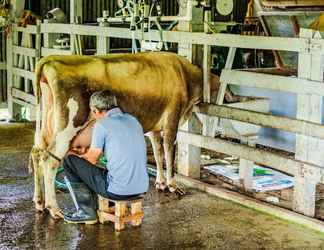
[178,131,323,182]
[194,103,324,140]
[39,23,312,53]
[221,69,324,96]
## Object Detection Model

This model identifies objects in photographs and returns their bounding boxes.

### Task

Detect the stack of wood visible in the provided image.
[262,0,324,7]
[17,10,40,27]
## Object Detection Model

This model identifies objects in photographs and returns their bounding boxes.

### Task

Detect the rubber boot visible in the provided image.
[64,182,98,224]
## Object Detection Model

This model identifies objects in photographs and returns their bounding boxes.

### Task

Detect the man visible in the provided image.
[63,90,149,224]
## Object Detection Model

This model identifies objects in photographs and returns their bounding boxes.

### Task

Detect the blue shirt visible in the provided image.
[90,108,149,195]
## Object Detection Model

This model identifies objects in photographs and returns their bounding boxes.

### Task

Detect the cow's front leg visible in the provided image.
[43,156,63,219]
[31,147,45,211]
[148,132,167,191]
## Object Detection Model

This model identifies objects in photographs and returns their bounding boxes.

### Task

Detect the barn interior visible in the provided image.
[1,0,324,249]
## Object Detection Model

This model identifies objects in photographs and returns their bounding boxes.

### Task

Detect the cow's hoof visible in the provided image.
[155,182,167,191]
[168,185,186,196]
[48,208,64,220]
[35,202,45,212]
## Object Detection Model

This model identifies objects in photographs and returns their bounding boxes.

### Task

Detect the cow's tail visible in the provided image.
[27,152,34,174]
[35,56,58,104]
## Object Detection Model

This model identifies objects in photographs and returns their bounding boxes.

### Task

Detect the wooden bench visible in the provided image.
[97,195,144,231]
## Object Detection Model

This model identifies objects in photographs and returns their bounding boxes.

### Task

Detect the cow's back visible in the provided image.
[38,52,203,132]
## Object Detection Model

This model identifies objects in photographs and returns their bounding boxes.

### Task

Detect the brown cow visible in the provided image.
[30,52,237,219]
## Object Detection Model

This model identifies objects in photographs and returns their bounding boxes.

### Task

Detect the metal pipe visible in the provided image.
[64,176,80,212]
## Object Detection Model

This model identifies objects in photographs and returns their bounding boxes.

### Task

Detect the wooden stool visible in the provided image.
[97,195,144,231]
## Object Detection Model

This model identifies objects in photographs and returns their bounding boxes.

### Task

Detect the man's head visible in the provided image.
[90,91,117,120]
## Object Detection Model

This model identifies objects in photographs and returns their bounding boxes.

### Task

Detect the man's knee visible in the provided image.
[63,154,79,170]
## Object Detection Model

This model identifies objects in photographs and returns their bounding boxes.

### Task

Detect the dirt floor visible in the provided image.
[1,123,324,249]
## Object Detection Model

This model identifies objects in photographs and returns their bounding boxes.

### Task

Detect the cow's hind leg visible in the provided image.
[31,147,45,211]
[163,111,185,195]
[42,155,62,219]
[148,131,167,191]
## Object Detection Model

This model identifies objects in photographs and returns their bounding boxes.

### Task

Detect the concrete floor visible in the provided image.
[1,123,324,249]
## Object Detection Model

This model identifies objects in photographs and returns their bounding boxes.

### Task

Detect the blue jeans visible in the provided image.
[63,154,142,200]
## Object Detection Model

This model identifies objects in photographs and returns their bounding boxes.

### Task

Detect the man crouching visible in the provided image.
[63,90,149,224]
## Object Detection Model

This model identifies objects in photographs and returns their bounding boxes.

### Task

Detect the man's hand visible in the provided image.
[69,147,88,156]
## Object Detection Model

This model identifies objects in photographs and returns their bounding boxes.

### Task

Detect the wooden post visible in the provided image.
[43,19,59,49]
[70,0,83,24]
[7,24,20,119]
[70,0,83,55]
[6,31,14,118]
[293,29,324,217]
[177,0,203,178]
[10,0,25,18]
[96,20,110,55]
[201,5,213,137]
[178,114,202,178]
[30,20,42,122]
[239,135,258,190]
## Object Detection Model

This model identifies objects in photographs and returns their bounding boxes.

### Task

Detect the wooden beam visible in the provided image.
[259,10,324,16]
[175,174,324,233]
[12,97,35,109]
[12,88,36,105]
[221,69,324,96]
[177,131,324,182]
[12,24,37,34]
[39,23,312,53]
[262,0,324,7]
[12,46,36,58]
[194,103,324,140]
[41,48,72,57]
[12,67,35,81]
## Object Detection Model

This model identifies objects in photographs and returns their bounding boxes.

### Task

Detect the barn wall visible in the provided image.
[25,0,179,22]
[25,0,247,23]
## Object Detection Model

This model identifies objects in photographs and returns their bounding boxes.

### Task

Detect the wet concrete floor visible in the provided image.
[1,123,324,249]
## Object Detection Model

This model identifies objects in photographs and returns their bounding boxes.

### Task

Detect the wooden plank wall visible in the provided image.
[24,0,247,50]
[26,0,178,22]
[25,0,179,51]
[0,28,7,103]
[26,0,246,23]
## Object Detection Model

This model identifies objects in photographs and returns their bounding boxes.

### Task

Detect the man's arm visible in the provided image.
[79,148,102,165]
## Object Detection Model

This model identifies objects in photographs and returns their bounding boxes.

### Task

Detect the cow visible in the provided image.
[30,52,238,219]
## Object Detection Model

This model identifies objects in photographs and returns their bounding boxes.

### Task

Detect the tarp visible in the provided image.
[204,164,294,192]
